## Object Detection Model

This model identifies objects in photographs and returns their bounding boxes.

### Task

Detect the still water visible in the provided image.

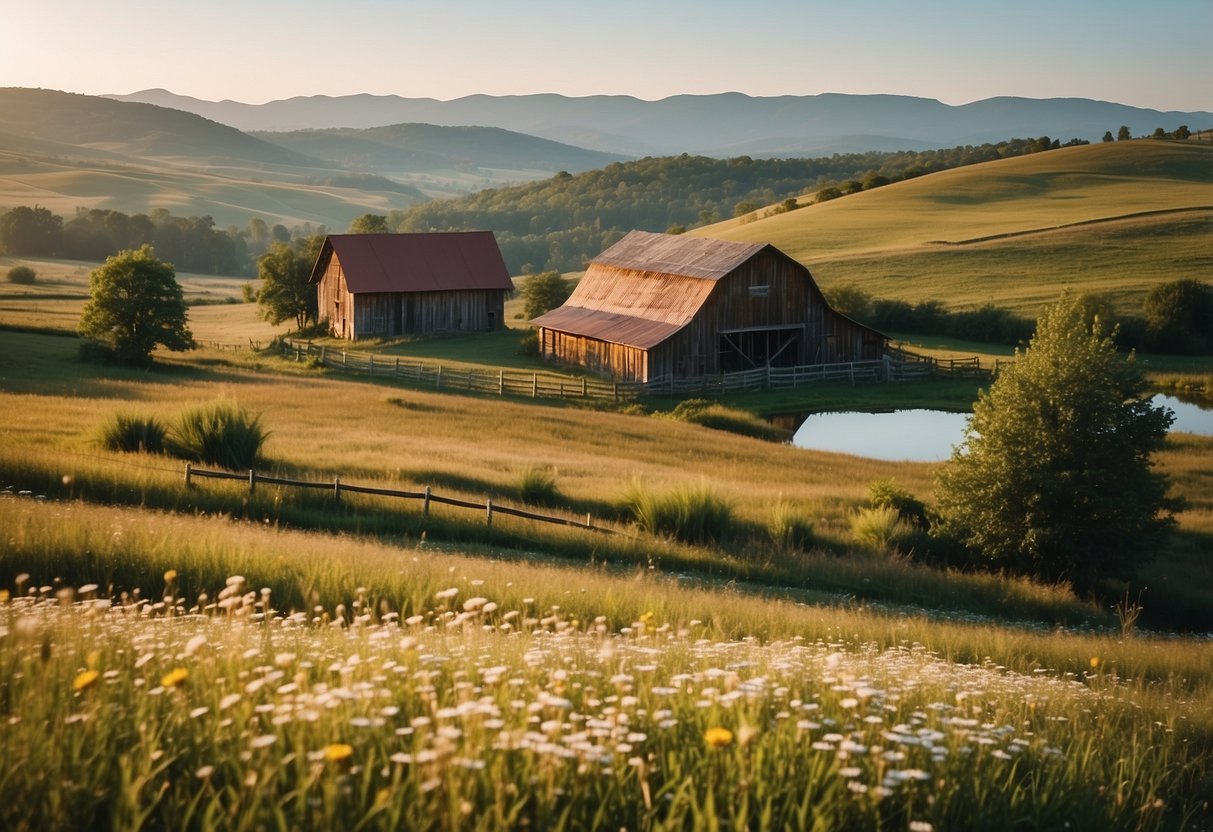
[789,395,1212,462]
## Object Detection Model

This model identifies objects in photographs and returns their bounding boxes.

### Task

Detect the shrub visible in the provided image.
[618,481,733,545]
[867,479,930,530]
[849,505,910,551]
[6,265,36,284]
[515,466,559,506]
[169,401,266,470]
[518,330,540,357]
[98,413,167,454]
[768,501,815,552]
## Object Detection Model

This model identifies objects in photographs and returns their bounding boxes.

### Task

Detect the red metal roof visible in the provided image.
[530,306,684,350]
[591,230,765,280]
[311,232,512,294]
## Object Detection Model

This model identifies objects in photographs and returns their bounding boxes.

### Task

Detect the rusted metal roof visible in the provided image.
[591,230,765,280]
[531,306,684,350]
[310,232,512,294]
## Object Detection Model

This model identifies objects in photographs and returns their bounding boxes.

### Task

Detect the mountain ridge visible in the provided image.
[106,88,1213,157]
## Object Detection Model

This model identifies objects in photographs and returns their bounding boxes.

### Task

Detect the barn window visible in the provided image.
[748,284,770,298]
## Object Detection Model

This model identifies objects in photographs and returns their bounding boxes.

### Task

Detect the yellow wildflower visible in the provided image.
[323,743,354,763]
[163,570,178,584]
[1090,657,1101,669]
[161,667,189,688]
[73,669,100,692]
[705,727,733,749]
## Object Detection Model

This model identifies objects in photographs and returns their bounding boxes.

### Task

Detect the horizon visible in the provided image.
[3,0,1210,113]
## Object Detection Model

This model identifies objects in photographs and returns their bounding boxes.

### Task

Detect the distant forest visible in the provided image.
[0,136,1085,277]
[397,136,1086,273]
[0,206,325,276]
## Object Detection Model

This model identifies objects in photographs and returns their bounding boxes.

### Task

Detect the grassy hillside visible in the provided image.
[699,141,1213,313]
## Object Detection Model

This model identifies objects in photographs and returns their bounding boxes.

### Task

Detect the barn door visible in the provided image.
[718,327,802,372]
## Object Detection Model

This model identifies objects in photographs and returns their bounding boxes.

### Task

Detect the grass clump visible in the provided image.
[169,400,266,470]
[867,478,931,530]
[515,466,559,506]
[768,500,816,552]
[850,505,910,551]
[619,480,734,545]
[98,413,167,454]
[663,398,788,442]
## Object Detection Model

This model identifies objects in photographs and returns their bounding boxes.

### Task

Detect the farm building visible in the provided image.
[310,232,513,340]
[531,230,887,382]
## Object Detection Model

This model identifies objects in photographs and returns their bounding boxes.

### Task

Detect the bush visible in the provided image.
[768,501,815,552]
[518,330,540,357]
[515,466,559,506]
[6,265,36,284]
[618,481,734,545]
[99,413,167,454]
[169,401,266,470]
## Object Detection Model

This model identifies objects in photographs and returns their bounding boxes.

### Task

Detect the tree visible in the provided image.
[1175,125,1191,140]
[6,265,36,284]
[258,237,322,330]
[348,213,390,234]
[1102,131,1115,143]
[934,294,1179,590]
[520,270,573,320]
[1117,125,1132,141]
[1143,278,1213,353]
[0,205,63,256]
[78,246,194,365]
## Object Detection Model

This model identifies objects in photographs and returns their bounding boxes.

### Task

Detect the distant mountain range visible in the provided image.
[108,89,1213,157]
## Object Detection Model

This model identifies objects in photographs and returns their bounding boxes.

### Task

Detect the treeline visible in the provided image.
[0,206,326,275]
[828,279,1213,355]
[396,136,1087,273]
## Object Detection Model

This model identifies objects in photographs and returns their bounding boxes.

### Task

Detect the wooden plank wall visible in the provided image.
[353,290,504,339]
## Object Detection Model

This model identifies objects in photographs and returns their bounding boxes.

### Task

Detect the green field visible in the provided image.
[2,138,1212,829]
[702,142,1213,313]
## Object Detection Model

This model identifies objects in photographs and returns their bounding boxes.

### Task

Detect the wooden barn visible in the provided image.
[310,232,513,340]
[531,230,887,382]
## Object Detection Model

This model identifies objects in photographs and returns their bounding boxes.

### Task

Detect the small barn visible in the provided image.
[531,230,887,382]
[310,232,513,340]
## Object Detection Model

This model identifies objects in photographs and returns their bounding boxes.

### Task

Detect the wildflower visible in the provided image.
[161,667,188,688]
[1089,657,1100,669]
[705,727,733,749]
[163,570,177,584]
[73,670,100,692]
[323,743,354,763]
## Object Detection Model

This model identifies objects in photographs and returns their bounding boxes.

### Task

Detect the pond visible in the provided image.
[787,395,1212,462]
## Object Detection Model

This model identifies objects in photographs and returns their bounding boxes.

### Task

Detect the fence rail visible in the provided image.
[183,463,616,535]
[280,339,989,401]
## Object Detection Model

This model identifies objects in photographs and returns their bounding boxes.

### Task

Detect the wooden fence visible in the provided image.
[279,339,975,401]
[183,463,616,535]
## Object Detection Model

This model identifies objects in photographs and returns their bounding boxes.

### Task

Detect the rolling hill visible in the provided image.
[109,88,1213,157]
[696,140,1213,313]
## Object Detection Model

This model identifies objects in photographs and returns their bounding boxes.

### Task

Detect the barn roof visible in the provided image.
[310,232,512,294]
[531,230,769,349]
[591,230,765,280]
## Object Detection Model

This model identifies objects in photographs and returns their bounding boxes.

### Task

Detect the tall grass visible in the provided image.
[768,500,815,552]
[618,480,735,545]
[169,400,266,470]
[662,398,788,442]
[850,505,910,551]
[514,465,559,506]
[97,412,167,454]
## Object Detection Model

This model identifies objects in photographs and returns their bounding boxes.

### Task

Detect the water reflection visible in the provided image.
[788,394,1211,462]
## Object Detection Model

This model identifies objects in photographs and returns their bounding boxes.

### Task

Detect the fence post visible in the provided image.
[486,498,493,527]
[248,469,255,493]
[320,345,327,364]
[184,462,192,488]
[848,363,855,385]
[499,371,504,395]
[582,377,587,397]
[369,354,374,373]
[423,485,431,518]
[586,512,592,530]
[613,382,618,402]
[467,368,473,389]
[532,373,537,398]
[436,366,442,389]
[395,357,400,376]
[334,476,341,501]
[342,350,347,367]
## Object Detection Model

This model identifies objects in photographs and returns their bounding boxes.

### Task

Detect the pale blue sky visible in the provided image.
[3,0,1209,111]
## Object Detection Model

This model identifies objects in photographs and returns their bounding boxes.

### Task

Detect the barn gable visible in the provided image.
[532,230,887,382]
[310,232,513,340]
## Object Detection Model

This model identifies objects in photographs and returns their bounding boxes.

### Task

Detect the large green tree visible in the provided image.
[257,237,322,331]
[78,246,194,366]
[934,294,1179,590]
[520,270,574,320]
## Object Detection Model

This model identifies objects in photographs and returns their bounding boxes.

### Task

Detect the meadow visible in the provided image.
[3,138,1212,827]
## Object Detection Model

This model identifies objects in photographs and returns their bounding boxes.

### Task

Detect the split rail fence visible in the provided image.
[183,463,617,536]
[280,339,998,402]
